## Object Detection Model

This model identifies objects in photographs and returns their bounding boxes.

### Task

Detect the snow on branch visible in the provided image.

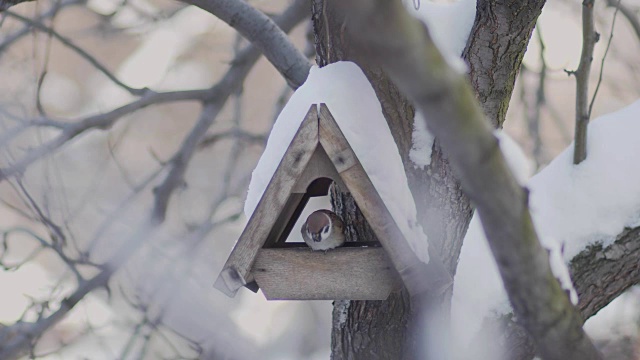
[335,0,602,359]
[454,100,640,358]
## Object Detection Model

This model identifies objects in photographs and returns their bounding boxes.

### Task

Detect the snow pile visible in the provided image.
[405,0,477,71]
[244,62,430,262]
[409,110,435,168]
[453,100,640,349]
[529,100,640,259]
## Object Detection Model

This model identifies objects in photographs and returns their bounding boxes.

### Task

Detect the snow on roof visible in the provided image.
[452,100,640,350]
[244,61,429,263]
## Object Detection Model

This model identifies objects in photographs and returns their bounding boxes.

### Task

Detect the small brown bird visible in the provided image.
[301,209,345,251]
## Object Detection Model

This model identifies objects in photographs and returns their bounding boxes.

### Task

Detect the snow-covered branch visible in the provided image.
[181,0,310,89]
[471,225,640,360]
[335,1,601,359]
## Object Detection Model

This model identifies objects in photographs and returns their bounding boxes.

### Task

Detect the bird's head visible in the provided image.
[304,210,332,242]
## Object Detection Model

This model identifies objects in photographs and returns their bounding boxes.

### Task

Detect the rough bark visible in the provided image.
[317,0,553,359]
[312,4,452,359]
[335,0,601,359]
[464,0,547,129]
[482,225,640,360]
[573,227,640,319]
[328,179,414,359]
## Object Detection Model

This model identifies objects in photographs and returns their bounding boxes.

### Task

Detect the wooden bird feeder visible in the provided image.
[214,104,450,301]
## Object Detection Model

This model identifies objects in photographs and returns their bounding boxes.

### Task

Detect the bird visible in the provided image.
[301,209,345,251]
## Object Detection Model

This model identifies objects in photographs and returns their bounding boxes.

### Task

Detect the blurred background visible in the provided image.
[0,0,639,358]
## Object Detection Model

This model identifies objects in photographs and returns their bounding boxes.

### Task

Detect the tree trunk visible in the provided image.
[313,2,470,359]
[314,0,545,358]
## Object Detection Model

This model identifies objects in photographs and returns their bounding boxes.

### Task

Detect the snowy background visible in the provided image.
[1,0,640,358]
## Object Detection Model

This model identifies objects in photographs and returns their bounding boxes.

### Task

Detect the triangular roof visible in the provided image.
[214,104,451,298]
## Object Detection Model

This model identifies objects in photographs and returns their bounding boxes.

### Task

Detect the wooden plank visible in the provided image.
[271,241,381,248]
[263,193,308,248]
[253,247,400,300]
[317,103,453,297]
[292,145,347,193]
[214,105,320,297]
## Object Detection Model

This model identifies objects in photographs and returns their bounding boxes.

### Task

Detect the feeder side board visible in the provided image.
[253,247,401,300]
[214,105,320,297]
[292,145,347,193]
[263,193,309,248]
[317,104,453,296]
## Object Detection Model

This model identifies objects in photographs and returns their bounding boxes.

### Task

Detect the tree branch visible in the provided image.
[605,0,640,41]
[0,0,82,57]
[180,0,310,89]
[477,224,640,360]
[463,0,547,129]
[589,0,621,117]
[570,0,598,164]
[334,1,601,359]
[4,10,148,96]
[0,89,211,182]
[573,226,640,320]
[0,0,34,12]
[150,0,309,222]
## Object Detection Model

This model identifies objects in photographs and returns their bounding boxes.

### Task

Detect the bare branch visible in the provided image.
[571,0,599,164]
[0,88,210,181]
[476,225,640,360]
[150,0,309,222]
[525,25,547,167]
[4,10,148,96]
[335,1,601,359]
[198,129,266,149]
[605,0,640,41]
[181,0,311,89]
[0,0,35,12]
[589,1,621,117]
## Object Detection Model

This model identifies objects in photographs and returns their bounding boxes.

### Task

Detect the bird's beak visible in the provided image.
[312,233,322,242]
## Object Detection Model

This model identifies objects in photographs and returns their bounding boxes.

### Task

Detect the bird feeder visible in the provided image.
[214,104,449,301]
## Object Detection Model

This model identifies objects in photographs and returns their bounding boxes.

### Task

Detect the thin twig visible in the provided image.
[605,0,640,41]
[589,0,621,117]
[0,88,210,181]
[4,10,148,96]
[150,0,308,222]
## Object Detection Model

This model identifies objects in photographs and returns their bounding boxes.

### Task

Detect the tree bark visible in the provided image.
[315,0,552,359]
[479,225,640,360]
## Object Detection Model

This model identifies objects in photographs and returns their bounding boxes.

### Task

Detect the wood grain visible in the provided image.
[292,145,347,193]
[253,247,400,300]
[214,105,319,297]
[318,103,452,297]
